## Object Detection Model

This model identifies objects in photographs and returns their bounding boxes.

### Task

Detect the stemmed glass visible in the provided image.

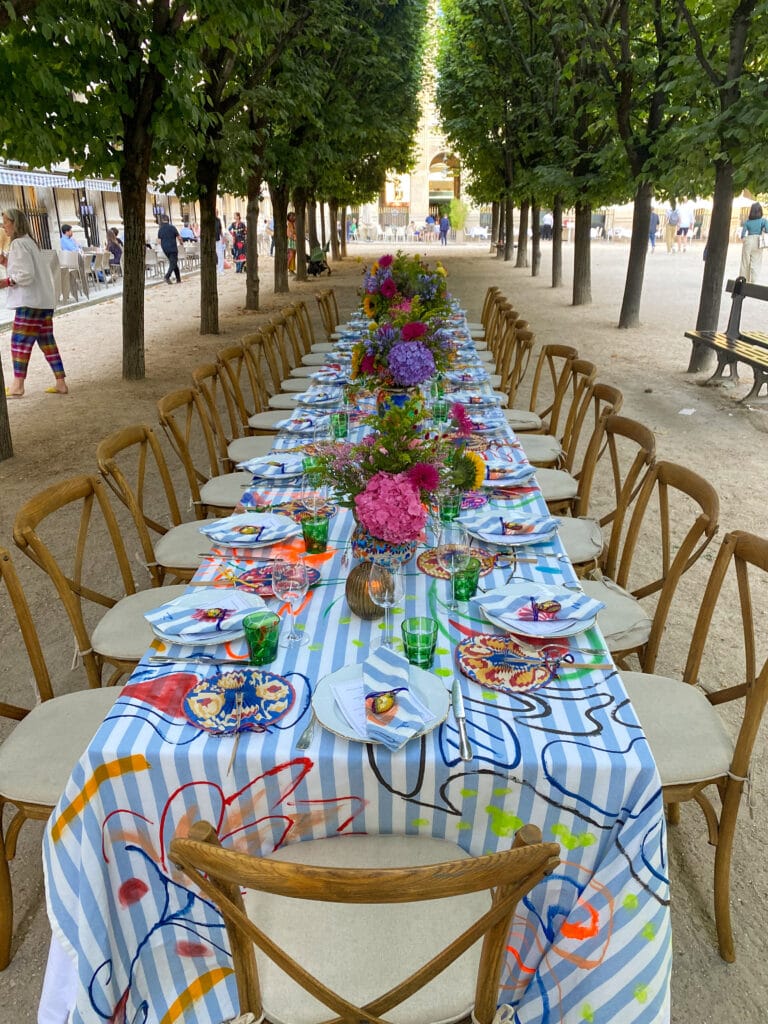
[436,522,471,611]
[271,559,310,646]
[367,565,405,649]
[301,473,329,516]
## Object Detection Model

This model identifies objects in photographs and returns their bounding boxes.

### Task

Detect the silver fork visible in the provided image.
[296,709,317,749]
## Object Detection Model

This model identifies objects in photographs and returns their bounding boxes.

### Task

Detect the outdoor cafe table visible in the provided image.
[40,329,671,1024]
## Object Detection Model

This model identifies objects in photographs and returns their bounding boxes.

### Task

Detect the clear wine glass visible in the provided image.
[436,522,470,611]
[301,473,328,516]
[271,559,310,646]
[367,565,405,649]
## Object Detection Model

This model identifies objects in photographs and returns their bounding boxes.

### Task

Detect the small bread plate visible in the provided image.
[478,581,599,638]
[183,667,295,735]
[312,663,449,744]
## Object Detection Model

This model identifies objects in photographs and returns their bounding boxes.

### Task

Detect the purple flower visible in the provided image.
[388,341,436,386]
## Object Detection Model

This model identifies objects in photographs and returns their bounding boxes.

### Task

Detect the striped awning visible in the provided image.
[0,168,75,188]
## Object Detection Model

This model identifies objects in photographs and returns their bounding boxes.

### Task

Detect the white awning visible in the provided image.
[0,168,75,188]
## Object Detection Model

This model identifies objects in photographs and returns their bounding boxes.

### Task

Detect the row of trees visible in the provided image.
[0,0,428,458]
[435,0,768,358]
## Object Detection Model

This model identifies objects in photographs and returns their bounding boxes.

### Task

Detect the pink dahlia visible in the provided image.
[451,402,474,437]
[407,462,440,492]
[378,254,394,268]
[380,277,397,298]
[401,321,428,341]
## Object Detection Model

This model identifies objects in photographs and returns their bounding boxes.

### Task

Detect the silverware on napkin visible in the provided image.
[296,709,317,750]
[451,676,473,762]
[148,655,249,666]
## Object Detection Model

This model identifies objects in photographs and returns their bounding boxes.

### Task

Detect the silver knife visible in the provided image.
[148,656,249,666]
[451,676,473,762]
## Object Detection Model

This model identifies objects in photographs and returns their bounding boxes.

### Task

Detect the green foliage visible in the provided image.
[448,197,468,230]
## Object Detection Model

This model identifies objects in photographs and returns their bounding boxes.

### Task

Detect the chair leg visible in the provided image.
[666,802,680,825]
[714,783,741,962]
[0,807,13,970]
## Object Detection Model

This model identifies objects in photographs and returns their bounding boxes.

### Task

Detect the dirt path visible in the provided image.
[1,240,766,1022]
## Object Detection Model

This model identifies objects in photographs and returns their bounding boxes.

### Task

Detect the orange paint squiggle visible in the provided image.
[51,755,152,842]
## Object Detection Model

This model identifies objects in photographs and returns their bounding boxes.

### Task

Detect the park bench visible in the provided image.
[685,276,768,401]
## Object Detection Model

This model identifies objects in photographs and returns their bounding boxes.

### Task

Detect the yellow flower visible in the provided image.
[436,263,447,276]
[363,295,375,317]
[371,262,379,274]
[351,345,363,379]
[467,450,486,489]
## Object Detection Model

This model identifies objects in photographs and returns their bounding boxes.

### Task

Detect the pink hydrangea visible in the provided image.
[354,472,426,543]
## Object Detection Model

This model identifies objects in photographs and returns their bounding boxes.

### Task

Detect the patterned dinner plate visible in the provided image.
[456,635,559,693]
[183,667,296,735]
[266,500,338,524]
[417,546,496,580]
[234,564,322,597]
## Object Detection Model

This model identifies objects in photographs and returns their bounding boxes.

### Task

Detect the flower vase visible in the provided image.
[376,387,419,416]
[345,522,418,620]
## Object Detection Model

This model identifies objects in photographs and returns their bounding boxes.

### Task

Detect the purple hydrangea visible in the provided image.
[388,341,436,386]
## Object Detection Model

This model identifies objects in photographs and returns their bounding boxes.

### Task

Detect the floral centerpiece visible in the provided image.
[362,252,451,322]
[351,318,455,390]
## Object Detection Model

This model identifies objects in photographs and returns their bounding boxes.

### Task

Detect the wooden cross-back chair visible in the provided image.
[475,302,516,370]
[12,475,187,687]
[497,324,535,408]
[292,299,334,355]
[96,423,211,585]
[171,822,560,1024]
[256,322,300,410]
[0,547,120,969]
[315,288,340,341]
[621,529,768,962]
[216,343,278,462]
[157,387,251,518]
[192,361,244,471]
[240,333,295,434]
[268,313,317,390]
[504,343,578,435]
[517,357,597,468]
[581,459,719,670]
[467,285,502,340]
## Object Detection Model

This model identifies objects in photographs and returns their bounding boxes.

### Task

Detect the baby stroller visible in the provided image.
[307,242,331,277]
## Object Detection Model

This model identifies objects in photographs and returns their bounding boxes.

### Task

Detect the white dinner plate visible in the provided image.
[200,513,301,548]
[147,588,266,645]
[312,663,450,745]
[479,582,598,638]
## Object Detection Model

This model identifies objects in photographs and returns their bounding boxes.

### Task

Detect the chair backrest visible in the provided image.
[281,305,306,366]
[478,286,501,330]
[12,475,137,688]
[96,424,185,586]
[257,322,290,396]
[292,300,320,354]
[267,314,295,381]
[498,326,535,406]
[157,387,220,515]
[0,546,55,707]
[524,343,579,427]
[171,821,560,1024]
[241,333,280,418]
[613,460,720,672]
[192,362,239,471]
[315,289,337,340]
[555,358,599,468]
[217,342,255,432]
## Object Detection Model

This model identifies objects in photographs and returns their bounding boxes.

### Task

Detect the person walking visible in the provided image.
[215,210,225,274]
[439,213,450,246]
[739,202,768,283]
[665,206,680,252]
[287,212,297,274]
[158,215,181,284]
[229,212,247,273]
[0,207,68,397]
[648,210,659,253]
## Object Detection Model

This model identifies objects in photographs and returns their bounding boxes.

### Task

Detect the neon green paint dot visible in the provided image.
[582,1006,594,1023]
[308,643,322,652]
[434,667,452,677]
[456,821,472,831]
[493,787,513,796]
[405,593,417,601]
[435,647,450,656]
[393,606,404,614]
[483,690,498,700]
[641,923,656,941]
[634,984,648,1004]
[485,806,523,837]
[411,818,429,827]
[460,788,478,798]
[339,617,352,625]
[377,622,386,630]
[551,824,596,851]
[351,639,365,647]
[623,893,639,911]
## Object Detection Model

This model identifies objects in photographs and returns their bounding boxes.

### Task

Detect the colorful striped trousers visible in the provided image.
[10,307,65,380]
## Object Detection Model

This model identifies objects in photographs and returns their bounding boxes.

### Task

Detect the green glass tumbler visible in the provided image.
[301,515,329,553]
[243,610,281,666]
[432,398,449,423]
[452,556,481,601]
[400,617,439,669]
[329,411,349,439]
[439,489,462,522]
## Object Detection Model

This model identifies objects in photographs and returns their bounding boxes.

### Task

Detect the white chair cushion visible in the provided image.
[555,516,604,565]
[580,578,652,652]
[248,410,288,431]
[280,377,311,393]
[91,584,188,662]
[154,520,212,571]
[0,688,121,805]
[490,390,509,407]
[310,342,334,353]
[301,353,327,366]
[488,373,502,389]
[246,835,488,1024]
[478,351,495,365]
[200,471,252,508]
[622,672,735,787]
[518,434,562,466]
[289,366,315,378]
[268,394,299,410]
[227,435,275,462]
[504,409,542,432]
[536,468,578,503]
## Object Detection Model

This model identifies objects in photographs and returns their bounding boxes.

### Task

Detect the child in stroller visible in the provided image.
[306,242,331,277]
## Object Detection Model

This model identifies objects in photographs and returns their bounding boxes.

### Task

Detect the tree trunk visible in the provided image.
[329,199,341,262]
[572,201,592,306]
[491,201,500,253]
[0,360,12,460]
[308,198,319,250]
[618,181,652,328]
[531,198,541,277]
[689,159,735,371]
[294,187,307,281]
[552,195,563,288]
[197,159,220,335]
[515,200,529,268]
[320,203,327,248]
[121,180,147,380]
[270,181,290,295]
[504,202,514,261]
[340,209,347,259]
[245,182,261,310]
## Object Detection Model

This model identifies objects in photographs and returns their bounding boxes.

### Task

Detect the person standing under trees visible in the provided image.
[439,213,450,245]
[665,205,680,252]
[648,209,659,253]
[0,207,68,397]
[229,212,247,273]
[158,215,181,284]
[739,202,768,283]
[287,212,297,274]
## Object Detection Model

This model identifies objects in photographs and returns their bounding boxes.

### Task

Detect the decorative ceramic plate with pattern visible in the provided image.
[183,667,296,735]
[416,546,496,580]
[456,635,560,693]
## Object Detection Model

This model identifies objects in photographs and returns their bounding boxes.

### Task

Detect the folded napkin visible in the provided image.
[476,588,604,629]
[331,648,436,751]
[199,512,299,546]
[297,388,341,406]
[478,463,536,487]
[446,369,488,384]
[463,511,558,545]
[145,588,264,640]
[276,414,330,434]
[236,453,305,477]
[313,370,348,384]
[449,390,500,407]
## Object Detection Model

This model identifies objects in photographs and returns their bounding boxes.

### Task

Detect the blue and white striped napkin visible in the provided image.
[463,511,558,545]
[276,414,330,434]
[476,588,604,631]
[199,512,300,546]
[145,588,265,640]
[236,454,305,478]
[297,389,341,406]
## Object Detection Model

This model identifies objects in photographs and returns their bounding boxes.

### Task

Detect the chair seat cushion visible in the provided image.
[490,390,509,407]
[200,471,252,509]
[477,351,495,365]
[622,672,735,786]
[91,584,188,662]
[289,366,315,378]
[555,516,604,565]
[518,434,562,466]
[280,377,311,392]
[536,468,578,503]
[310,342,334,353]
[0,688,122,805]
[154,520,212,571]
[246,835,487,1024]
[488,373,502,389]
[248,410,288,430]
[268,394,299,410]
[301,353,327,366]
[227,435,275,462]
[504,409,542,432]
[580,578,652,652]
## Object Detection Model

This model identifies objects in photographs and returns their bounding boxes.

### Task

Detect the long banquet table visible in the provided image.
[40,305,671,1024]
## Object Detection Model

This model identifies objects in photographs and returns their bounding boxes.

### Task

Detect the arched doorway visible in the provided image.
[428,152,460,218]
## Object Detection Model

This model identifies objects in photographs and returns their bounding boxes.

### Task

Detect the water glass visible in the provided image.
[243,610,281,666]
[439,488,462,522]
[453,556,481,601]
[301,515,329,553]
[432,398,449,424]
[329,411,349,439]
[271,560,310,646]
[435,522,470,611]
[401,617,438,669]
[367,565,405,649]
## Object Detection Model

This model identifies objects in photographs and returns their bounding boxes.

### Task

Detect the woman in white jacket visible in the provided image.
[0,207,68,397]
